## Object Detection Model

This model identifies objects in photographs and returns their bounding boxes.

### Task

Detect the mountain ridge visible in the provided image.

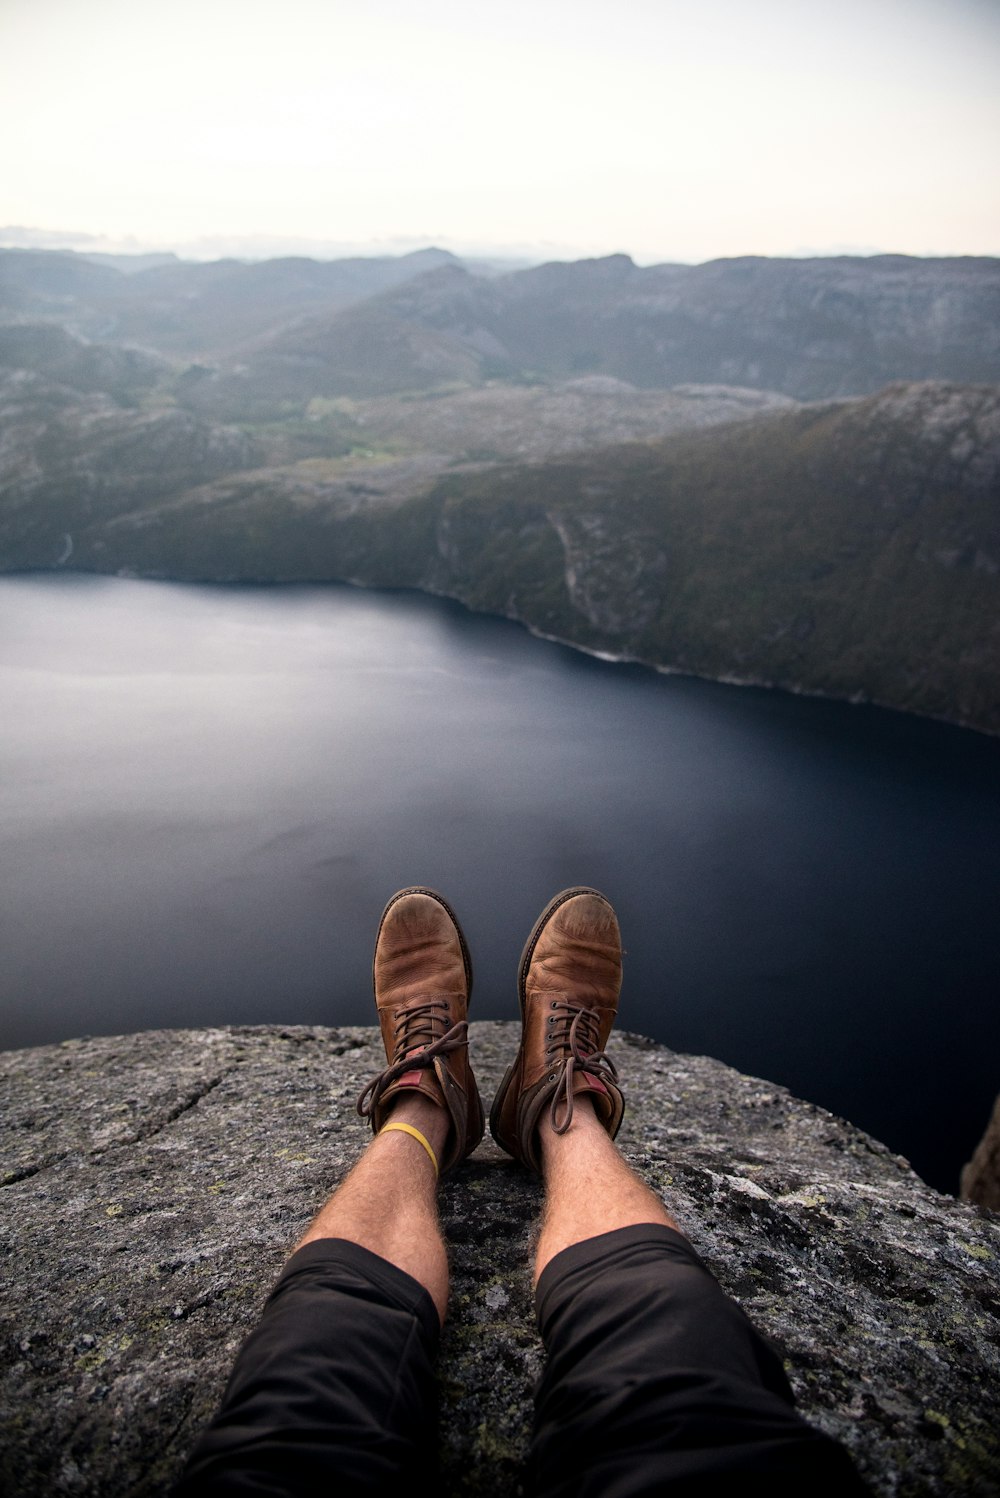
[4,248,999,398]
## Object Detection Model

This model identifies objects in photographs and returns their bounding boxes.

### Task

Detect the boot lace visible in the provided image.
[357,998,468,1120]
[545,1000,619,1134]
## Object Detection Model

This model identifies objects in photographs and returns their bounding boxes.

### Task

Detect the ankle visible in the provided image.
[537,1091,603,1157]
[382,1090,451,1161]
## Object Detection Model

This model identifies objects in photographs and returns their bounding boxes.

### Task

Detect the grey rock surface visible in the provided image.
[1,1023,998,1496]
[962,1091,1000,1210]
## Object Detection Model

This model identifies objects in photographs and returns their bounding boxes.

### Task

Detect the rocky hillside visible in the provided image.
[0,246,460,357]
[175,253,1000,415]
[4,376,995,734]
[1,1024,997,1496]
[390,381,999,734]
[0,367,795,565]
[491,253,1000,395]
[0,368,261,567]
[3,248,999,404]
[0,322,168,402]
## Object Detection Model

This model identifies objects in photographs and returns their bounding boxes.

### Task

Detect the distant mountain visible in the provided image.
[178,267,500,414]
[170,253,1000,417]
[3,248,998,404]
[0,323,168,403]
[0,251,122,313]
[496,253,1000,395]
[0,368,261,567]
[0,247,461,357]
[81,252,182,274]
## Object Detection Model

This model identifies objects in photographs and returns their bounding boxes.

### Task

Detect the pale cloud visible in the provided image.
[1,0,997,262]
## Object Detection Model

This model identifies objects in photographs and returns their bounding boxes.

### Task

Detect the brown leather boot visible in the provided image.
[357,887,484,1173]
[490,887,625,1172]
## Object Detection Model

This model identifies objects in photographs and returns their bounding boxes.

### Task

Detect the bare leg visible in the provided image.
[528,1098,870,1495]
[297,1092,451,1322]
[176,889,482,1495]
[534,1094,681,1283]
[293,885,486,1327]
[494,892,869,1494]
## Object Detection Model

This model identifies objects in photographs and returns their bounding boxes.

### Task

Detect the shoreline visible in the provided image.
[4,564,995,740]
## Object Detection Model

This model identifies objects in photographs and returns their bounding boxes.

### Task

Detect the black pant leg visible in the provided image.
[174,1238,440,1498]
[529,1224,870,1498]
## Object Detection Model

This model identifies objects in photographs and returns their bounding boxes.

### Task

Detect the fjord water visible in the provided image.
[3,574,998,1193]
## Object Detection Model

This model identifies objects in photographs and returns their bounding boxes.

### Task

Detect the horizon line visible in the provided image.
[2,226,999,268]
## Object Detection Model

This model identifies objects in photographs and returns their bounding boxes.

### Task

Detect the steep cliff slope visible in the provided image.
[394,381,1000,732]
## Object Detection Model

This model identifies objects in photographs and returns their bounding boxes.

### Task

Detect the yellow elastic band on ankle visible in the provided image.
[379,1121,439,1178]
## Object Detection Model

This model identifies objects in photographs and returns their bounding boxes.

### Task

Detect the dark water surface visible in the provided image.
[2,574,998,1193]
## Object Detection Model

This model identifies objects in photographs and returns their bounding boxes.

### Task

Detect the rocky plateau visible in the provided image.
[1,1024,998,1496]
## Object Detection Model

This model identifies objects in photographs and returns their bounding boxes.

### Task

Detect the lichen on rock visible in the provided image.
[1,1023,998,1495]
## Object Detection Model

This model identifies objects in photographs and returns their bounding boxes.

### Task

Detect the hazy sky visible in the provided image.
[1,0,998,263]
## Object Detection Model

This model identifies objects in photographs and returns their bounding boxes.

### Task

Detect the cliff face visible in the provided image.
[1,1024,998,1496]
[400,381,1000,733]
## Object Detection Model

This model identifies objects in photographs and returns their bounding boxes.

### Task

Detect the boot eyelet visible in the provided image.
[548,1073,556,1082]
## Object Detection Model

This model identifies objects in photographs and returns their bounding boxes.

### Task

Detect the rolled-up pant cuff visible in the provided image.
[174,1238,440,1497]
[530,1223,870,1496]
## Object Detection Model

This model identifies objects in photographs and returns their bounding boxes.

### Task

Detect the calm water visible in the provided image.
[2,573,998,1193]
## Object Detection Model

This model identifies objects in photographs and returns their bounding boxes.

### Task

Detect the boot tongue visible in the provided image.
[578,1072,609,1096]
[399,1046,432,1090]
